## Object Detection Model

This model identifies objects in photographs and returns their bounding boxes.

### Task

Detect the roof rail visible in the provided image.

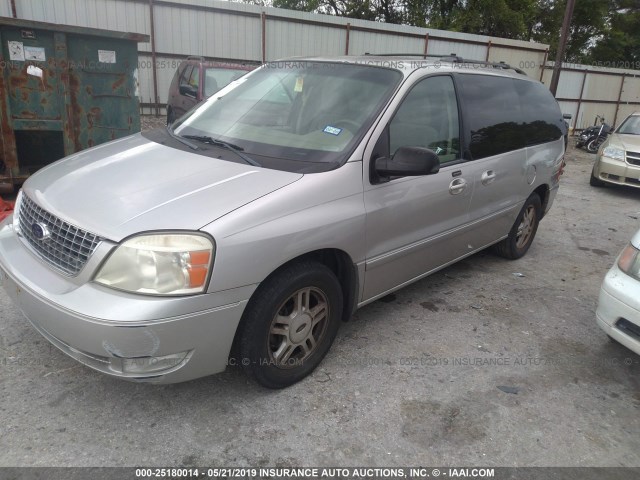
[447,56,528,75]
[363,52,527,75]
[364,52,448,59]
[186,55,205,61]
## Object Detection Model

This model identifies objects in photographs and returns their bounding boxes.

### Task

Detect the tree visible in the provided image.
[532,0,608,62]
[453,0,538,39]
[272,0,403,22]
[588,0,640,65]
[403,0,461,30]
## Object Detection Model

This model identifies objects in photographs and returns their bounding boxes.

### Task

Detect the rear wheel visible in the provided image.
[238,261,343,388]
[493,193,541,260]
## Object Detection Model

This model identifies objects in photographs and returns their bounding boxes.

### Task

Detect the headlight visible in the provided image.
[95,233,214,295]
[602,146,625,161]
[618,244,640,281]
[12,189,22,233]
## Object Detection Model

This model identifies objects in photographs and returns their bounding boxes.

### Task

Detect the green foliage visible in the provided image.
[453,0,539,39]
[588,0,640,64]
[531,0,608,62]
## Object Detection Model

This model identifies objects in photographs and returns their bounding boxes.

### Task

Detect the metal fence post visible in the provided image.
[149,0,159,116]
[345,23,350,55]
[261,12,266,63]
[613,74,626,127]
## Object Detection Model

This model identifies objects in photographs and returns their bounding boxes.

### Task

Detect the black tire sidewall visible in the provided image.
[506,194,542,259]
[587,139,601,153]
[239,262,343,388]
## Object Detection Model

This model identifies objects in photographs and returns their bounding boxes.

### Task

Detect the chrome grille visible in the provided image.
[627,151,640,166]
[18,194,102,275]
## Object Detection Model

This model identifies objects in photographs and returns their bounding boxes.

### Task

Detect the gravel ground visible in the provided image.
[141,115,168,132]
[0,138,639,467]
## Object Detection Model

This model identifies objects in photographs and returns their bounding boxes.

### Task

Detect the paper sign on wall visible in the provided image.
[27,65,43,78]
[98,50,116,64]
[8,41,25,61]
[24,46,46,61]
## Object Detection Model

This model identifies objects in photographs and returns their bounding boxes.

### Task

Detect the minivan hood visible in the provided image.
[23,134,302,241]
[608,133,640,152]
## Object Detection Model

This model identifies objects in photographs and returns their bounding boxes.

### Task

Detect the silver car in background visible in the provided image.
[0,56,566,388]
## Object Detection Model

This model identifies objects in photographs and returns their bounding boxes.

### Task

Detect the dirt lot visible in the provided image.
[0,131,639,467]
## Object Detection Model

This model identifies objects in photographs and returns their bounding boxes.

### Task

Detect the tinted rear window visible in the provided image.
[513,79,565,146]
[457,74,563,159]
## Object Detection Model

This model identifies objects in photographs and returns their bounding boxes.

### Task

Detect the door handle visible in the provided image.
[449,178,467,195]
[481,170,496,185]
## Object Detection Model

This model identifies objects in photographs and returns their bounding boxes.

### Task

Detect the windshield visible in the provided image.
[617,115,640,135]
[204,67,250,97]
[173,62,402,170]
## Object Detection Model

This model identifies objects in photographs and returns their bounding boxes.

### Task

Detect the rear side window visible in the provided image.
[456,74,525,159]
[457,74,563,159]
[513,80,564,146]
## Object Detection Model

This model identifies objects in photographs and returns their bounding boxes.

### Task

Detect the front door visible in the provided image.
[362,74,474,301]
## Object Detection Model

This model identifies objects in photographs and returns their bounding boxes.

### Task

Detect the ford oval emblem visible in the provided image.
[31,222,50,241]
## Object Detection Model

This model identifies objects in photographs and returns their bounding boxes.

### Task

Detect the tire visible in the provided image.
[238,261,343,389]
[587,138,603,153]
[493,193,542,260]
[590,168,605,187]
[166,108,175,126]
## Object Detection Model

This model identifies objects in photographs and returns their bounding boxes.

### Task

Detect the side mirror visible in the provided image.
[179,84,198,98]
[375,146,440,178]
[563,113,572,120]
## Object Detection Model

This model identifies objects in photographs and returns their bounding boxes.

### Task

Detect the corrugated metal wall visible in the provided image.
[8,0,551,114]
[542,64,640,131]
[0,0,11,17]
[13,0,638,127]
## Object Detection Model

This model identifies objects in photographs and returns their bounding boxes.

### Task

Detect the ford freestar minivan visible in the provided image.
[0,56,566,388]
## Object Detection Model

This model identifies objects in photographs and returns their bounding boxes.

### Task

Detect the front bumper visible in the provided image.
[594,155,640,189]
[596,263,640,356]
[0,221,253,384]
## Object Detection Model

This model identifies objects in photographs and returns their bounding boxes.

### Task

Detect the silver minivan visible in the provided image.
[0,56,566,388]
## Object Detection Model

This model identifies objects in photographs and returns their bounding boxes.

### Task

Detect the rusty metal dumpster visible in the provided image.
[0,17,149,189]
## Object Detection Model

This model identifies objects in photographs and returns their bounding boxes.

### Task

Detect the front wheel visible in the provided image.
[238,261,343,388]
[587,137,604,153]
[493,194,542,260]
[166,107,175,126]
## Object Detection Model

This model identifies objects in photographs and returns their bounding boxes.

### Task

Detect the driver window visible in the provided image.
[389,75,460,163]
[179,65,193,88]
[188,66,200,89]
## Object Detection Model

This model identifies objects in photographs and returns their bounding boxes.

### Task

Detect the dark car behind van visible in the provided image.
[166,56,256,124]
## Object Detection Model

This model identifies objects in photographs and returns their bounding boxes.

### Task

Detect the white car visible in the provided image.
[596,229,640,354]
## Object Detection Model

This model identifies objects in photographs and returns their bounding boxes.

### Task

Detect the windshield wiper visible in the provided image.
[166,126,199,150]
[180,135,261,167]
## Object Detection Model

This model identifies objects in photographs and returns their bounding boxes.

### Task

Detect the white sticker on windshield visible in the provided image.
[323,125,342,136]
